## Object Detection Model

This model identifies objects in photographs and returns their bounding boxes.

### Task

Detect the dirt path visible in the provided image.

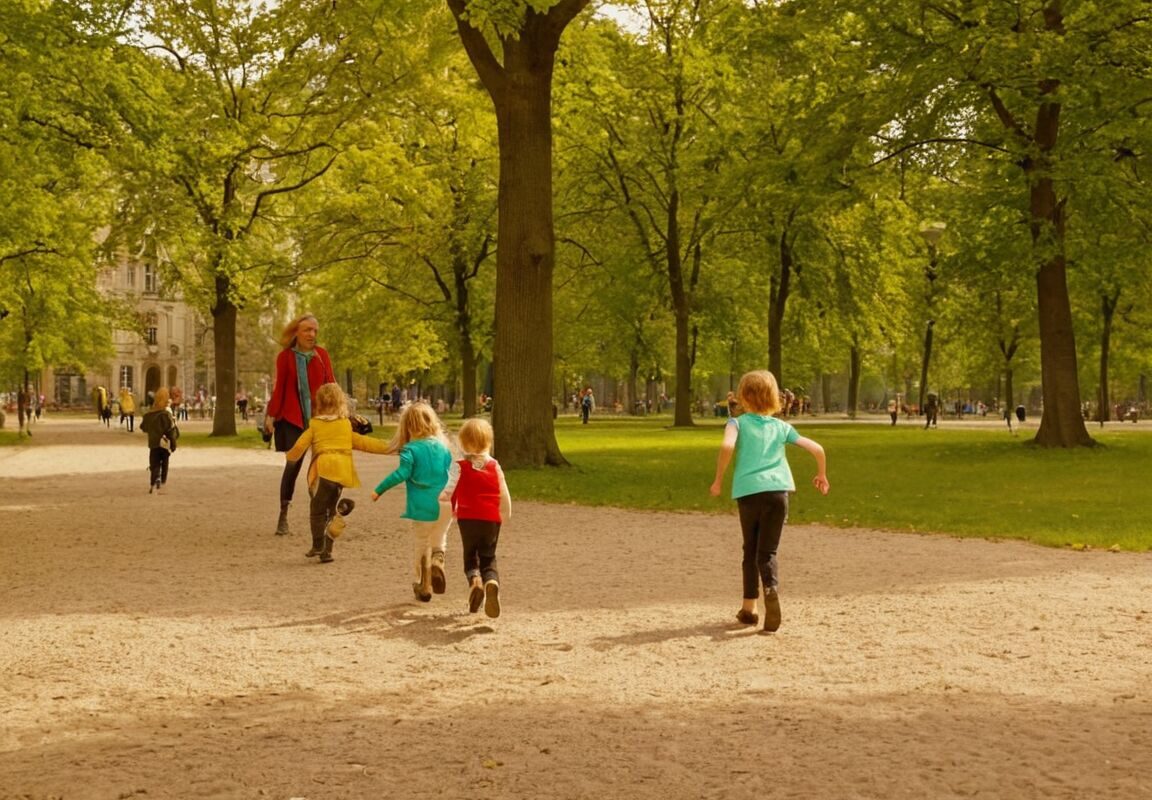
[1,417,1149,799]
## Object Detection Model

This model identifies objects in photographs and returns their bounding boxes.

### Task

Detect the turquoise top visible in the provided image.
[729,414,799,498]
[374,437,453,521]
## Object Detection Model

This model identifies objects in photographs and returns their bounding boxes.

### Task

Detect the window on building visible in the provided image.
[144,263,158,293]
[146,327,158,345]
[126,263,136,288]
[120,365,134,390]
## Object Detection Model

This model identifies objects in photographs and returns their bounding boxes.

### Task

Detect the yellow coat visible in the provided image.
[119,389,135,414]
[286,416,389,490]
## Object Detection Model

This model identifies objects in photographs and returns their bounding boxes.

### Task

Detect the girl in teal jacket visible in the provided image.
[372,402,454,602]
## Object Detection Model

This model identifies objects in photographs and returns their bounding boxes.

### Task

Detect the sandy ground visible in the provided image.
[0,416,1149,800]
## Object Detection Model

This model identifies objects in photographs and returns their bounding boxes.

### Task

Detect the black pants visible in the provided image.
[275,421,306,504]
[459,519,501,584]
[736,491,788,598]
[310,478,343,545]
[148,447,170,486]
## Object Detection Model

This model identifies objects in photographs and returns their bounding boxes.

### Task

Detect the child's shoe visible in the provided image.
[467,577,484,614]
[763,586,782,632]
[412,582,432,602]
[735,608,759,625]
[483,579,500,619]
[430,550,447,594]
[305,534,323,558]
[319,535,334,563]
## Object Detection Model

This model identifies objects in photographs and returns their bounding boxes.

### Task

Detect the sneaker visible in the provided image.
[736,609,759,626]
[326,515,346,539]
[468,581,484,614]
[412,582,432,602]
[484,580,501,619]
[305,547,322,558]
[763,587,782,632]
[319,552,334,564]
[430,550,446,594]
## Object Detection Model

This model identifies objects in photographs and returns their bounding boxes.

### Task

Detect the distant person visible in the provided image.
[710,370,829,633]
[264,313,336,536]
[284,383,389,564]
[440,417,512,618]
[391,384,402,415]
[118,387,136,433]
[140,387,178,494]
[888,398,898,426]
[1004,405,1015,436]
[236,389,249,421]
[581,387,595,424]
[371,403,454,603]
[924,393,939,429]
[1015,404,1026,424]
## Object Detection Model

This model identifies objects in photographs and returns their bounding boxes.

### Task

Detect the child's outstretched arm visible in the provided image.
[284,430,314,464]
[793,436,829,495]
[709,421,739,496]
[371,448,413,501]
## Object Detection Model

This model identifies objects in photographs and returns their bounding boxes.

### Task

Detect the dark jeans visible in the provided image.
[310,477,343,545]
[275,421,306,504]
[148,447,170,486]
[581,405,590,423]
[736,491,789,598]
[459,519,501,584]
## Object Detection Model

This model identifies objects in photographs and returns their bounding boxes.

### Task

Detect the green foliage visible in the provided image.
[506,418,1152,550]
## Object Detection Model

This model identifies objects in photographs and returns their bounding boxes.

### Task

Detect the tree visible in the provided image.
[447,0,591,465]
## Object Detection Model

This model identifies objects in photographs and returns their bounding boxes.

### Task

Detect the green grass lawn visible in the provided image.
[505,416,1152,552]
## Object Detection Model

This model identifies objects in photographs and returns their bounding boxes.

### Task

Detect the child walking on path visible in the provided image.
[371,402,454,602]
[709,370,829,633]
[285,383,389,563]
[440,418,511,618]
[140,387,177,494]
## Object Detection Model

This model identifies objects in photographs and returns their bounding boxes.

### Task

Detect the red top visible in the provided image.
[451,459,503,522]
[266,346,335,430]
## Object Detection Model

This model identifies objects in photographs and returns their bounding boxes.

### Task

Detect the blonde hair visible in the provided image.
[279,313,318,349]
[387,401,446,453]
[457,417,494,456]
[151,387,170,411]
[737,370,782,415]
[314,382,349,418]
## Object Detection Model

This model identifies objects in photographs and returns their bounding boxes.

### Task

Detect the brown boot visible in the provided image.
[430,550,447,594]
[763,586,782,632]
[275,503,290,536]
[468,577,484,613]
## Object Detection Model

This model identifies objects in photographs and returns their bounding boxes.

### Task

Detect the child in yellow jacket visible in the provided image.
[286,383,389,563]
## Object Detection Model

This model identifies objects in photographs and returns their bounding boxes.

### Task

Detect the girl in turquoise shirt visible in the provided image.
[710,370,829,633]
[372,402,454,602]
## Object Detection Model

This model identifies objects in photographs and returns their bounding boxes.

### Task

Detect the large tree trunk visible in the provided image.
[918,319,934,415]
[667,188,694,427]
[847,342,861,419]
[1097,291,1118,423]
[767,228,794,385]
[448,0,587,465]
[455,261,478,419]
[211,275,238,437]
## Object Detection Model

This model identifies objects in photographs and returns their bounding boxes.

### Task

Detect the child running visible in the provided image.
[285,383,389,563]
[371,402,454,602]
[709,370,829,633]
[440,418,511,618]
[140,387,177,494]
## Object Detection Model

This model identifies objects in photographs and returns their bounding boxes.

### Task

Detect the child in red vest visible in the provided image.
[441,418,511,618]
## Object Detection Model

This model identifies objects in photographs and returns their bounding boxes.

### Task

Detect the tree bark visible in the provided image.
[667,189,694,427]
[1097,291,1119,423]
[847,342,861,419]
[211,274,238,437]
[767,226,794,386]
[448,0,588,465]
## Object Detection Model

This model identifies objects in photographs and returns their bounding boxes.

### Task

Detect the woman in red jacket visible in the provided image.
[264,313,335,535]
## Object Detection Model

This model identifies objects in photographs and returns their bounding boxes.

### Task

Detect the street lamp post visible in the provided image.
[917,221,946,417]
